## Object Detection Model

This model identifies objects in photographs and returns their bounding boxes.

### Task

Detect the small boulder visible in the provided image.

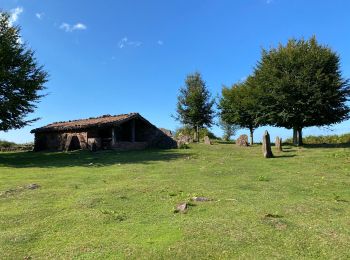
[236,134,249,146]
[174,202,188,213]
[191,196,211,202]
[27,184,40,190]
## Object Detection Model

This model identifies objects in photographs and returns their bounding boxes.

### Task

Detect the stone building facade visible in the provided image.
[31,113,176,151]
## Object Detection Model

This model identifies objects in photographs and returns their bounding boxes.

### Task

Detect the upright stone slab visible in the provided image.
[262,130,273,158]
[275,136,282,152]
[204,136,212,145]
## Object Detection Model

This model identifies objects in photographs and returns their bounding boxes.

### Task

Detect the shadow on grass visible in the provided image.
[303,143,350,149]
[273,154,296,158]
[214,140,235,145]
[0,149,191,169]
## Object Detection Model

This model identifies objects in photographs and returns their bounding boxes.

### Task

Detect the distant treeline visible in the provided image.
[285,133,350,145]
[0,140,33,152]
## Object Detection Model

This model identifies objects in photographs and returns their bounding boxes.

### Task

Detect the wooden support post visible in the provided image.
[131,120,135,142]
[111,128,116,146]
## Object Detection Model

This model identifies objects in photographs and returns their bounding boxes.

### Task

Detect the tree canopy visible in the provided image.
[175,72,215,141]
[0,12,48,131]
[253,36,350,145]
[219,77,261,145]
[218,118,239,141]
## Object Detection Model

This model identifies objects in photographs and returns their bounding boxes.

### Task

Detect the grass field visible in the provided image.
[1,143,350,259]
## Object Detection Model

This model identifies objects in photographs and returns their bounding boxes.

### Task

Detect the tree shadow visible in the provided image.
[303,143,350,149]
[214,140,235,145]
[0,149,191,169]
[273,154,296,158]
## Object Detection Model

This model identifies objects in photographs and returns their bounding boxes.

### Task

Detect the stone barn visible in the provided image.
[31,113,177,151]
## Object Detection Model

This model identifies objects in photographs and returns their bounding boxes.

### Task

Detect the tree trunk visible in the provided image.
[293,127,298,145]
[249,127,254,145]
[196,125,199,143]
[297,128,303,146]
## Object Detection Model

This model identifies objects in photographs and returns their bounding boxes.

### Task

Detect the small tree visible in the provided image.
[0,12,48,131]
[219,78,260,145]
[253,36,350,145]
[175,72,215,142]
[219,118,239,141]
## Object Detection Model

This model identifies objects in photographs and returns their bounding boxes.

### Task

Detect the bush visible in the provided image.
[284,133,350,144]
[0,140,33,151]
[174,126,218,141]
[0,140,17,148]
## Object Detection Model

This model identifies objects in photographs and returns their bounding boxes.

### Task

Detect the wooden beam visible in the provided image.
[111,127,116,145]
[131,120,135,142]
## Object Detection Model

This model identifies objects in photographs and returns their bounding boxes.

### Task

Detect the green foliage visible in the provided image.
[0,139,17,148]
[219,77,261,144]
[0,12,48,131]
[258,175,269,181]
[285,133,350,144]
[175,72,215,140]
[177,142,189,149]
[174,126,217,141]
[253,36,350,145]
[218,118,239,141]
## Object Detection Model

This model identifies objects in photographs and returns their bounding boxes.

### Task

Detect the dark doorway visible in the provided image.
[68,135,81,151]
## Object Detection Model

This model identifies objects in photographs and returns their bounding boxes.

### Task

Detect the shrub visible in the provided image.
[0,140,17,148]
[175,126,217,141]
[285,133,350,144]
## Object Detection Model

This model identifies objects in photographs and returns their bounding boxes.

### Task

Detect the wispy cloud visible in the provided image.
[266,0,273,4]
[157,40,164,45]
[9,7,23,26]
[60,22,87,32]
[35,12,44,20]
[118,37,142,49]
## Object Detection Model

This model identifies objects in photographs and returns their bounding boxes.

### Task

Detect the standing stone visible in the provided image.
[275,136,282,152]
[262,131,274,158]
[194,132,200,142]
[236,134,249,146]
[204,136,212,145]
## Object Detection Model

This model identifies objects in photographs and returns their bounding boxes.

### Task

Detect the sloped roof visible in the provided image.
[31,113,150,133]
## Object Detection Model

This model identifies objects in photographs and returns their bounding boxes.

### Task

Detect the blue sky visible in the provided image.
[1,0,350,143]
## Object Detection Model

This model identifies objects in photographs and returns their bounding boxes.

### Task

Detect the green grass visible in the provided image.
[1,143,350,259]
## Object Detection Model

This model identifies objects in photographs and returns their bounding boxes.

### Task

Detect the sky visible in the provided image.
[1,0,350,143]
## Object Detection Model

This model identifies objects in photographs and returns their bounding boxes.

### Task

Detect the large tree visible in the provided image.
[175,72,215,142]
[0,12,48,131]
[253,36,350,145]
[219,78,261,145]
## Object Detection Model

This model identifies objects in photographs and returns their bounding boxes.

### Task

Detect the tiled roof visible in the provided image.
[31,113,141,133]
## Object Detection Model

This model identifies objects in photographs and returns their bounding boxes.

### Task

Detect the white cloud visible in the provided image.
[118,37,142,49]
[35,13,44,20]
[157,40,164,45]
[266,0,273,4]
[73,23,87,30]
[9,7,23,26]
[60,22,87,32]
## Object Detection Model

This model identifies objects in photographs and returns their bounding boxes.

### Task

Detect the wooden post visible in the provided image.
[111,128,116,146]
[131,120,135,142]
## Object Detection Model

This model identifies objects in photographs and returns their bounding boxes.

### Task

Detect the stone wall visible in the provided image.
[34,131,88,151]
[33,120,176,151]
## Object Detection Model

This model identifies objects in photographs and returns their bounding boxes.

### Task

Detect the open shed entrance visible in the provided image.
[67,135,81,151]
